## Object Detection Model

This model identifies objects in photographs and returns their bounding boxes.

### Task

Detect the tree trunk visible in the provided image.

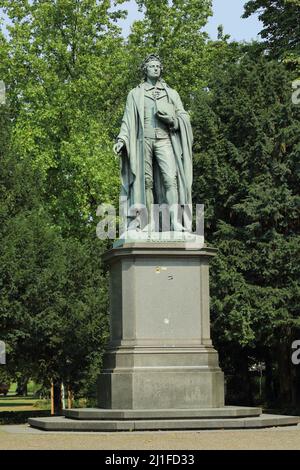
[277,338,292,406]
[50,382,54,415]
[243,354,254,406]
[16,377,28,396]
[51,381,62,415]
[67,386,74,409]
[265,354,275,406]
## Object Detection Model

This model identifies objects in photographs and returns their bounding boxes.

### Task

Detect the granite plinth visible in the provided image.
[98,242,224,410]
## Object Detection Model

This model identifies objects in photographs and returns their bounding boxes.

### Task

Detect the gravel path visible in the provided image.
[1,424,300,450]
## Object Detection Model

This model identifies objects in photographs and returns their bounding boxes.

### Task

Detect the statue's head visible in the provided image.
[141,54,163,81]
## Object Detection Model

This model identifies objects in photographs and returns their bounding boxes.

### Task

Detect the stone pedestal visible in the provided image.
[28,241,300,430]
[97,242,224,410]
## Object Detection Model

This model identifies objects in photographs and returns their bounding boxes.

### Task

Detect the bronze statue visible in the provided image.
[114,54,193,232]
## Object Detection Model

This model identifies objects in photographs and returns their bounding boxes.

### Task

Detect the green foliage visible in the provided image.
[243,0,300,70]
[192,49,300,403]
[0,368,11,384]
[0,0,121,394]
[0,200,110,390]
[128,0,213,105]
[0,0,125,235]
[0,0,299,406]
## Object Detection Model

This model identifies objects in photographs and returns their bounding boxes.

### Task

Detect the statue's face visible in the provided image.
[145,60,162,80]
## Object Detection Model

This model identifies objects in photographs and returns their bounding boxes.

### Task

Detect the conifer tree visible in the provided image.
[192,49,300,405]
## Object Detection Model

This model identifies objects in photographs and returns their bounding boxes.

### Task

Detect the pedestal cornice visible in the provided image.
[103,242,217,264]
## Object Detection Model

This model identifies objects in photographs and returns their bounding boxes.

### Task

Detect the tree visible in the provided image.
[0,0,127,236]
[127,0,213,105]
[243,0,300,70]
[192,48,300,406]
[0,205,110,405]
[0,1,124,410]
[1,0,299,412]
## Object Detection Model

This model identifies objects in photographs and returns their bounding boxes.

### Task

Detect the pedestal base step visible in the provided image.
[63,406,262,420]
[28,407,299,432]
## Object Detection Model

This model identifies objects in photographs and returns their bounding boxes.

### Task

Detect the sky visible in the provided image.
[1,0,263,42]
[119,0,263,41]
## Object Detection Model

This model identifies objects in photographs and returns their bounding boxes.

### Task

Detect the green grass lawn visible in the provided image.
[0,382,50,412]
[0,395,51,424]
[0,396,50,412]
[0,392,51,424]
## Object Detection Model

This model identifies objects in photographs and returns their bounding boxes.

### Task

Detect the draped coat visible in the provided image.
[117,81,193,222]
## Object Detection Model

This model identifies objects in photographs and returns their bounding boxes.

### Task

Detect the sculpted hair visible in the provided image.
[141,54,163,80]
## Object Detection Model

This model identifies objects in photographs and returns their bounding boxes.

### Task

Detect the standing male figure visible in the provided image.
[113,54,193,232]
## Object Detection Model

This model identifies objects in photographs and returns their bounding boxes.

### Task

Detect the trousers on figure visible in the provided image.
[144,136,178,227]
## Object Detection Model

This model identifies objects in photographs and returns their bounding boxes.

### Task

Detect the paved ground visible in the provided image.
[1,424,300,450]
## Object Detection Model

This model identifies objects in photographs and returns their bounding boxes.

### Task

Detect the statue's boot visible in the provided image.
[172,221,188,232]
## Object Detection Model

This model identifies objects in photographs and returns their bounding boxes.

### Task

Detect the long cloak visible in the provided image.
[117,81,193,225]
